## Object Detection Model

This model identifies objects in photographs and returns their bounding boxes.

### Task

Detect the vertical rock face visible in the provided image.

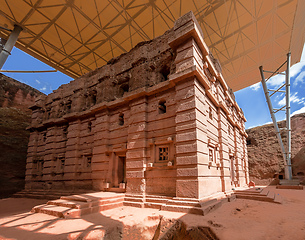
[0,74,42,113]
[0,74,43,198]
[246,113,305,184]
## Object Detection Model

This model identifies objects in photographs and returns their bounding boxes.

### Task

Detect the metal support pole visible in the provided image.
[260,66,288,168]
[285,52,292,180]
[0,25,23,69]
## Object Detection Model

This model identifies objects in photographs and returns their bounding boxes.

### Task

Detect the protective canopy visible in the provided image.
[0,0,304,91]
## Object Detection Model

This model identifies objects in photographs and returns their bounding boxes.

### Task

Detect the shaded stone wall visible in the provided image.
[0,74,43,198]
[246,113,305,184]
[26,12,248,201]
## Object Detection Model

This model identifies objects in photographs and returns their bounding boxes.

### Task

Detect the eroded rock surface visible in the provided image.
[0,74,43,198]
[246,113,305,184]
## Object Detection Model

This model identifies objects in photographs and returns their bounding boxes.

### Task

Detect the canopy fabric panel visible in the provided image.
[0,0,304,91]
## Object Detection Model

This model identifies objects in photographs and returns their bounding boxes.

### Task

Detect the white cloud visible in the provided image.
[292,105,305,116]
[35,79,41,84]
[250,82,261,91]
[39,86,47,91]
[265,61,305,88]
[294,71,305,86]
[267,74,285,88]
[290,61,305,78]
[278,92,305,106]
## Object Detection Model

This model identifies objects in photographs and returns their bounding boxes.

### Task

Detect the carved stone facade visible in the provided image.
[26,12,248,204]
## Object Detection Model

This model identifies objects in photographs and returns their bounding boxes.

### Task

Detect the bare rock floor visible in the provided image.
[0,186,305,240]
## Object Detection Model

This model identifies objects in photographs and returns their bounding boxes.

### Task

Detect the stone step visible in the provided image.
[279,179,300,186]
[99,201,124,211]
[124,196,144,203]
[274,193,283,204]
[99,196,125,205]
[161,204,204,215]
[145,197,170,204]
[261,188,269,196]
[267,191,275,199]
[199,198,218,207]
[166,199,201,207]
[32,204,73,218]
[235,193,275,203]
[276,185,303,190]
[47,199,95,209]
[144,202,164,210]
[234,190,263,196]
[201,200,223,216]
[31,192,125,218]
[123,201,144,208]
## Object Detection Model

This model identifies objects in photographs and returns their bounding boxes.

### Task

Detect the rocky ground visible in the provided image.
[0,74,43,198]
[0,186,305,240]
[246,113,305,184]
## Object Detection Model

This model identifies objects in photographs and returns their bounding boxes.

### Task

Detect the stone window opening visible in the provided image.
[160,65,170,81]
[38,159,44,172]
[66,100,72,113]
[63,125,68,138]
[209,107,213,120]
[209,148,214,162]
[58,157,65,170]
[87,156,92,168]
[91,94,97,106]
[43,132,47,142]
[88,121,92,132]
[159,147,169,161]
[119,83,129,97]
[119,113,124,126]
[158,100,166,114]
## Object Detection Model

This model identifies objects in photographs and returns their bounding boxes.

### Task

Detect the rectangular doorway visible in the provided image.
[117,156,126,186]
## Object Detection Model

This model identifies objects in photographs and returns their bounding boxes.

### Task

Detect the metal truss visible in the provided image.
[0,0,301,92]
[259,53,292,180]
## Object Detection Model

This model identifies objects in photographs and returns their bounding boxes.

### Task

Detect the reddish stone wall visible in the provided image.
[246,113,305,184]
[26,12,248,202]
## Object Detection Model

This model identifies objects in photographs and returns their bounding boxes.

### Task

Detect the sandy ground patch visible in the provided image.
[0,186,304,239]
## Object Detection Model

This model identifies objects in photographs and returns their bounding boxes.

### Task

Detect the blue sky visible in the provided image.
[2,46,305,129]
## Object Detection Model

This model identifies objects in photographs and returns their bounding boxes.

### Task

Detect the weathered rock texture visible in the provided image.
[25,12,248,207]
[246,113,305,184]
[0,74,43,198]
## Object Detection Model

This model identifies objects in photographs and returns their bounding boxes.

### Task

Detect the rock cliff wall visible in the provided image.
[0,74,43,198]
[246,113,305,184]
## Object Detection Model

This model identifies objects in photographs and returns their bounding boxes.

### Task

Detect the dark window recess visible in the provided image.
[91,94,97,105]
[63,125,68,138]
[119,83,129,97]
[160,65,170,81]
[87,156,92,167]
[119,113,124,126]
[88,121,92,132]
[43,132,47,142]
[209,149,213,162]
[279,174,284,180]
[246,139,251,145]
[60,158,65,169]
[159,147,169,161]
[158,100,166,114]
[66,100,72,112]
[209,107,213,120]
